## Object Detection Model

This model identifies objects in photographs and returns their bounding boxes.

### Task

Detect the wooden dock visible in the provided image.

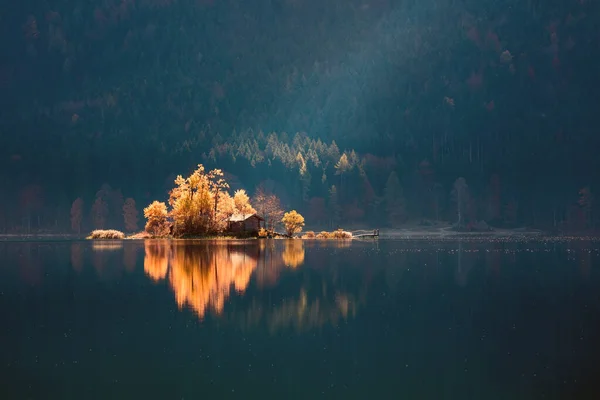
[352,229,380,239]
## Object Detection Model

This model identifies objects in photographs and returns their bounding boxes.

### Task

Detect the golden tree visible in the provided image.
[208,168,230,228]
[214,191,236,232]
[281,210,305,236]
[233,189,256,217]
[166,164,239,235]
[144,201,169,236]
[122,198,139,232]
[169,165,213,235]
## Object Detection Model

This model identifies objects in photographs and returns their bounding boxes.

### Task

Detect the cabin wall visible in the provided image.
[229,222,243,233]
[228,216,262,233]
[244,217,260,232]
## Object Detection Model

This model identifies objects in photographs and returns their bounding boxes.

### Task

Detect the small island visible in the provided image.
[88,163,357,241]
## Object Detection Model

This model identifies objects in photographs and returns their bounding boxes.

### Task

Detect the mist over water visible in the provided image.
[1,239,600,399]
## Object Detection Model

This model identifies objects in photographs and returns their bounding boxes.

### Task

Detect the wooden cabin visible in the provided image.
[227,213,265,233]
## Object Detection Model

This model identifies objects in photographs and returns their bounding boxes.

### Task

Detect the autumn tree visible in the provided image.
[384,171,406,226]
[209,169,229,219]
[253,186,284,230]
[335,153,352,197]
[328,141,341,162]
[70,197,84,233]
[451,177,469,229]
[144,201,169,236]
[233,189,256,217]
[123,198,139,232]
[155,164,249,236]
[214,191,236,231]
[169,164,216,235]
[282,210,305,237]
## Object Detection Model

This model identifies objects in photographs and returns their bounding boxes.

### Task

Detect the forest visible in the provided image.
[0,0,598,233]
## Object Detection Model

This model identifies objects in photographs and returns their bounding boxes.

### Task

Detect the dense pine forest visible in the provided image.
[0,0,599,233]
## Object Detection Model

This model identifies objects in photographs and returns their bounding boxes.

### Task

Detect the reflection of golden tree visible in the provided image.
[143,241,259,319]
[143,240,169,281]
[237,288,357,334]
[169,243,258,318]
[282,240,305,268]
[139,240,369,331]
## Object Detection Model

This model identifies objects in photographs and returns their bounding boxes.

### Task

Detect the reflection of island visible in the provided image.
[142,240,363,331]
[232,289,358,334]
[143,240,307,319]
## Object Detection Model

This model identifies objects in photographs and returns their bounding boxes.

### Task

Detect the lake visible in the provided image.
[1,238,600,399]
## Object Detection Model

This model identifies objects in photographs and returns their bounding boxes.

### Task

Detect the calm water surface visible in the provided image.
[1,239,600,399]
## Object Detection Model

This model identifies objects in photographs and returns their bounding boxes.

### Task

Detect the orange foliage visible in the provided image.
[143,201,169,236]
[142,240,309,319]
[144,241,169,281]
[143,242,258,318]
[282,240,305,268]
[282,210,305,236]
[166,165,243,236]
[233,189,256,216]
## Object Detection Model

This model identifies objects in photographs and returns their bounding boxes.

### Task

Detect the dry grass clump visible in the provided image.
[313,229,352,239]
[88,229,125,239]
[331,229,352,239]
[127,231,152,239]
[302,231,316,239]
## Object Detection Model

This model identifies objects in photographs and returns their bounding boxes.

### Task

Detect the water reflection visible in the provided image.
[234,288,358,334]
[3,239,600,398]
[144,240,169,281]
[143,240,307,320]
[65,238,600,333]
[70,242,83,272]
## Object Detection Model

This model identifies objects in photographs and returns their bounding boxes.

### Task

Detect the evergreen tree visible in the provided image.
[384,171,406,226]
[328,185,341,228]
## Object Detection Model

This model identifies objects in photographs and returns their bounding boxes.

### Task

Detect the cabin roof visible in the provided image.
[229,213,264,222]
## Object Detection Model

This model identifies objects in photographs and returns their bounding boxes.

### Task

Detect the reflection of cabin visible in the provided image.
[227,213,265,233]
